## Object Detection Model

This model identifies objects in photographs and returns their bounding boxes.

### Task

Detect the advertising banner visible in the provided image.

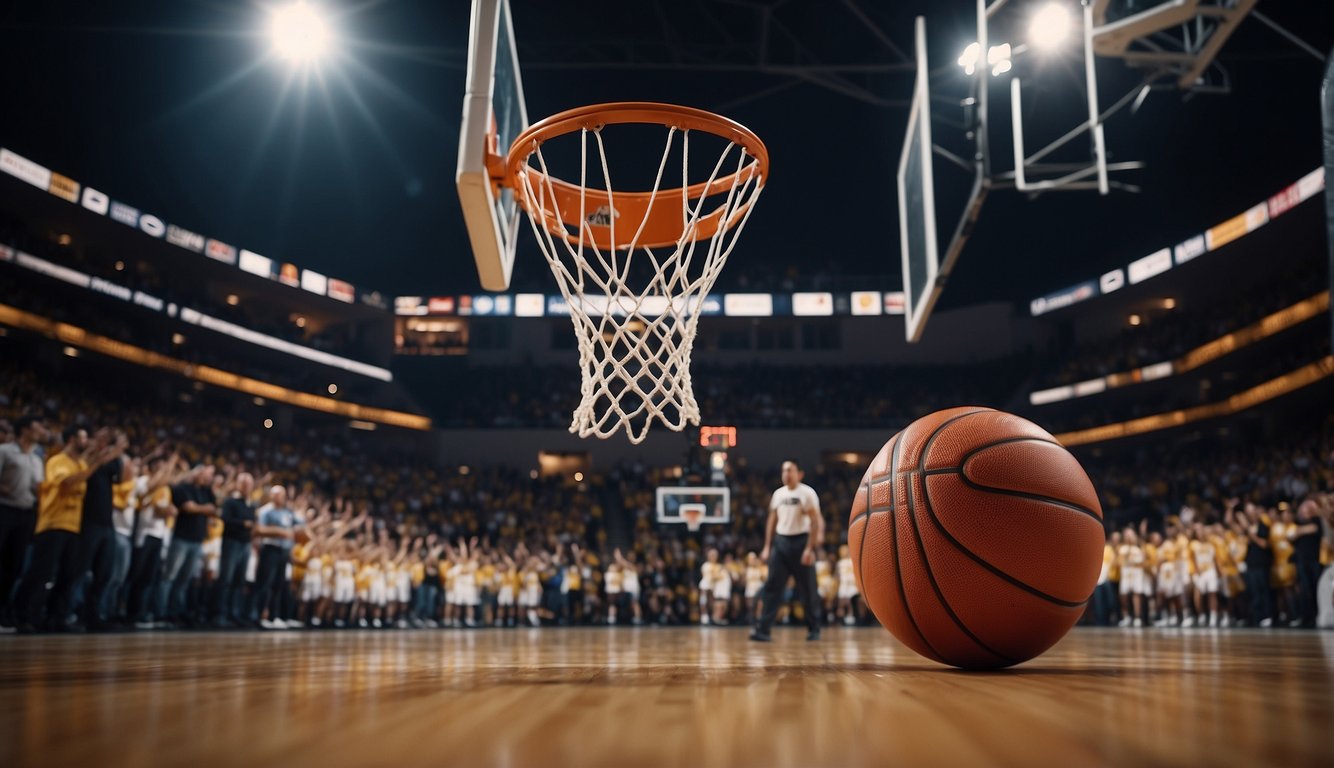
[1173,234,1206,265]
[1029,280,1097,317]
[723,293,773,317]
[301,269,328,296]
[167,225,205,253]
[239,249,273,278]
[205,239,237,265]
[514,294,545,317]
[48,172,80,203]
[0,148,51,189]
[849,291,882,316]
[1127,248,1172,285]
[81,187,109,215]
[327,278,355,303]
[109,200,140,227]
[394,296,426,316]
[792,292,834,316]
[138,214,165,239]
[279,263,301,287]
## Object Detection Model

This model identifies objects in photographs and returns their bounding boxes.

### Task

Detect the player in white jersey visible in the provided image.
[835,545,860,625]
[604,560,623,625]
[1118,528,1148,627]
[1190,523,1221,627]
[698,548,722,625]
[752,460,824,642]
[711,553,734,625]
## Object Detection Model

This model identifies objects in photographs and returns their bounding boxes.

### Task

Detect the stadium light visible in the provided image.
[1163,298,1177,310]
[327,383,338,394]
[269,2,332,64]
[959,41,1017,78]
[958,42,982,76]
[1029,3,1073,51]
[1128,314,1142,326]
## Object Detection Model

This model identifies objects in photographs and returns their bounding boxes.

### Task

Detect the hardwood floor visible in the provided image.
[2,627,1331,767]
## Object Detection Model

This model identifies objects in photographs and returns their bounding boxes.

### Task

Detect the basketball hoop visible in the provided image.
[682,506,704,533]
[505,102,768,444]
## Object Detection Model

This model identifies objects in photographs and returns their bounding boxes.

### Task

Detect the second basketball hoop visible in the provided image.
[505,102,768,444]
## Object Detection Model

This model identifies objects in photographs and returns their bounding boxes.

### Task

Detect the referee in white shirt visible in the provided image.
[751,460,824,642]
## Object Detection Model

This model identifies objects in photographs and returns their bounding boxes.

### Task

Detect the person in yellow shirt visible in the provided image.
[1093,531,1120,626]
[1271,507,1298,626]
[1155,535,1184,627]
[15,425,123,632]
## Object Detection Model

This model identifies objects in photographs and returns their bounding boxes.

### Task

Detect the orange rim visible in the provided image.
[503,102,768,249]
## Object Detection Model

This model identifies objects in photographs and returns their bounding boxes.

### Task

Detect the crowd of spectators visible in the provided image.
[2,340,1331,635]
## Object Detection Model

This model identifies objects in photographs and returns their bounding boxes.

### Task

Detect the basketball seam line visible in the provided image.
[956,436,1064,467]
[953,474,1104,523]
[854,475,873,598]
[918,474,1088,608]
[905,470,1015,667]
[918,411,1089,609]
[916,409,995,469]
[888,431,945,664]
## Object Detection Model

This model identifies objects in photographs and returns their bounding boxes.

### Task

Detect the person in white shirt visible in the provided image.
[0,415,47,628]
[751,460,824,642]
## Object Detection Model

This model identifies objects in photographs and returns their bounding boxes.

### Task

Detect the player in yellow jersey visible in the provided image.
[1093,531,1120,626]
[1117,528,1147,627]
[495,553,517,627]
[743,553,765,623]
[519,555,543,627]
[1142,531,1161,624]
[815,552,836,626]
[1155,533,1184,627]
[1271,507,1298,625]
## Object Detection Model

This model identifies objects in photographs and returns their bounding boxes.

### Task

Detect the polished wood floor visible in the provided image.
[2,627,1331,768]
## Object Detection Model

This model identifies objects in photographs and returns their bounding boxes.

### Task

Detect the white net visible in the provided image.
[512,120,764,444]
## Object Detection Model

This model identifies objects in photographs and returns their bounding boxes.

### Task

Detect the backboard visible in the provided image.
[897,16,939,344]
[457,0,528,291]
[656,486,731,529]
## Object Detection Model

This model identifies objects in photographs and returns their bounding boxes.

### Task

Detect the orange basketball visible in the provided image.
[848,407,1104,669]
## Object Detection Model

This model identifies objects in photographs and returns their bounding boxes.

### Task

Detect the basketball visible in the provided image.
[848,407,1104,669]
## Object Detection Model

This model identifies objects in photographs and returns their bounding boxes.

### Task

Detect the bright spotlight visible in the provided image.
[270,2,332,63]
[1029,3,1073,51]
[957,42,982,75]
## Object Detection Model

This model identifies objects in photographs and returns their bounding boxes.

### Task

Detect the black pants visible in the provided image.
[1296,557,1322,627]
[1245,567,1273,624]
[756,533,821,634]
[14,529,81,628]
[127,537,163,621]
[0,503,36,619]
[77,524,117,624]
[250,545,289,621]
